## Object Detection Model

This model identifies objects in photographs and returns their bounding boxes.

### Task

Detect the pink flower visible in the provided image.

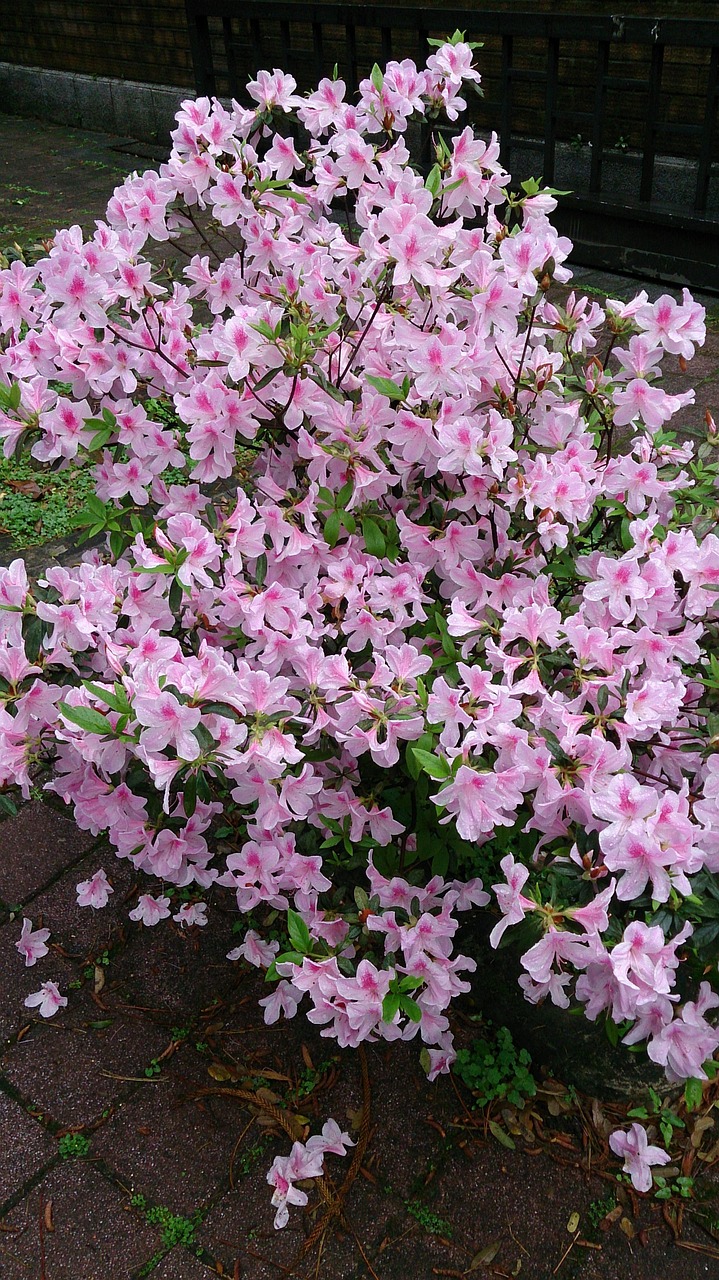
[76,868,113,910]
[227,929,279,967]
[434,766,524,840]
[134,690,202,761]
[24,981,67,1019]
[129,894,171,926]
[173,901,208,928]
[16,918,50,967]
[609,1123,670,1193]
[489,855,535,947]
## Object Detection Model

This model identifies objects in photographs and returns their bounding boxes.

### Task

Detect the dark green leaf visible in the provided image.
[59,703,113,736]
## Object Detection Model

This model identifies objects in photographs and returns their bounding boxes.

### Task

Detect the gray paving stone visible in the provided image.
[147,1248,215,1278]
[1,1008,167,1127]
[26,851,135,959]
[0,1162,161,1279]
[0,1090,55,1206]
[93,1048,240,1214]
[0,802,97,907]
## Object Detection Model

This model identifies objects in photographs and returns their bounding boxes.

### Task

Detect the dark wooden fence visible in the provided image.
[184,3,719,290]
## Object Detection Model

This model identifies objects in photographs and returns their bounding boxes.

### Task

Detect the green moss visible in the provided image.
[453,1023,537,1109]
[58,1131,90,1159]
[0,456,95,547]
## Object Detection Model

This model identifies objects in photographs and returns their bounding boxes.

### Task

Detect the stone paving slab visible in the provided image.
[24,849,136,959]
[93,1048,241,1215]
[0,802,97,910]
[0,1161,162,1280]
[1,1007,168,1129]
[147,1248,215,1279]
[0,1090,55,1206]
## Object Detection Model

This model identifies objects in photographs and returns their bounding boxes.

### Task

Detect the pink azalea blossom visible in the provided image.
[609,1123,670,1192]
[129,894,172,926]
[24,981,67,1019]
[76,868,113,909]
[16,918,50,967]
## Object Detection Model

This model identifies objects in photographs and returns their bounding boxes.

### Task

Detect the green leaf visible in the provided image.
[382,990,401,1023]
[425,164,442,198]
[183,772,197,818]
[324,510,341,548]
[82,681,128,714]
[371,63,384,93]
[87,426,113,453]
[407,746,450,780]
[684,1078,704,1112]
[362,516,386,557]
[488,1120,516,1149]
[21,614,45,664]
[353,886,370,912]
[287,909,311,955]
[59,703,114,736]
[400,994,422,1023]
[365,374,407,402]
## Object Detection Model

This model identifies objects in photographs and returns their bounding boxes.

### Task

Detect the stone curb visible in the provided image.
[0,62,191,144]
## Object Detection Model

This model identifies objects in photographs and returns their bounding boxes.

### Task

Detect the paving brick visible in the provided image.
[93,1047,241,1214]
[0,1162,161,1280]
[0,1090,55,1206]
[26,852,135,960]
[0,920,75,1049]
[1,1004,167,1128]
[0,802,97,907]
[110,911,240,1021]
[146,1248,215,1278]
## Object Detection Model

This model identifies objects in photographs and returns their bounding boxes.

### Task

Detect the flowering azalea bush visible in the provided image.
[2,35,719,1203]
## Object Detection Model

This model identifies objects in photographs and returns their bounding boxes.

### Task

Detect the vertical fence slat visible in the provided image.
[499,33,513,169]
[312,21,324,84]
[640,38,664,203]
[345,22,358,95]
[695,45,719,214]
[543,36,560,185]
[381,26,393,65]
[222,17,239,97]
[185,2,216,96]
[590,39,610,194]
[249,17,262,71]
[280,19,292,67]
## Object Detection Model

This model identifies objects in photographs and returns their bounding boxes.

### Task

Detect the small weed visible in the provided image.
[385,1182,452,1238]
[453,1024,536,1109]
[144,1058,162,1078]
[653,1174,695,1201]
[145,1204,201,1248]
[295,1055,338,1099]
[587,1193,616,1230]
[0,455,94,547]
[234,1133,273,1177]
[131,1194,205,1258]
[58,1131,90,1159]
[628,1086,685,1149]
[404,1198,453,1237]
